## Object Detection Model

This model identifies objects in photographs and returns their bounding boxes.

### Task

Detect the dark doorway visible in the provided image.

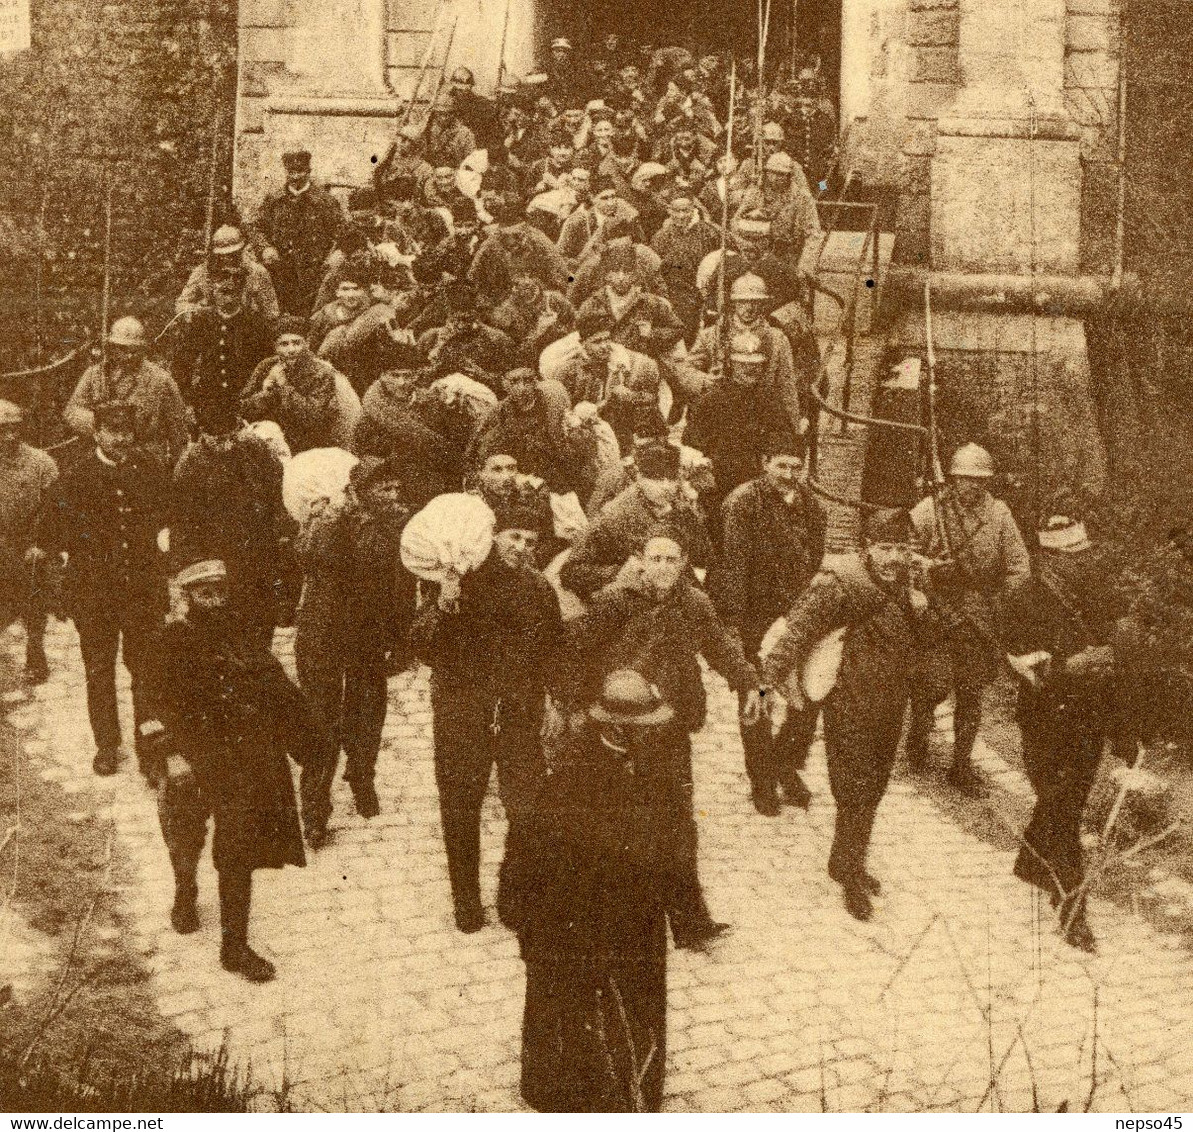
[536,0,841,104]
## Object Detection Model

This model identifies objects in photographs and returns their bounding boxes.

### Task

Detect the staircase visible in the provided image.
[802,222,898,551]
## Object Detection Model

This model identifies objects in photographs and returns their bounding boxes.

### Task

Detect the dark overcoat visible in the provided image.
[498,729,671,1112]
[156,614,312,872]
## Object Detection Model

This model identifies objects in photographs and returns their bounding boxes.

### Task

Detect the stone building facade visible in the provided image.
[234,0,1190,520]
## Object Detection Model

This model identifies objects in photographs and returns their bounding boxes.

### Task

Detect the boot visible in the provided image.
[947,761,988,798]
[454,903,486,934]
[218,870,275,982]
[829,862,881,896]
[93,747,120,776]
[677,921,733,953]
[1060,894,1096,953]
[350,779,381,820]
[171,880,200,934]
[842,881,873,921]
[750,784,781,817]
[779,773,812,810]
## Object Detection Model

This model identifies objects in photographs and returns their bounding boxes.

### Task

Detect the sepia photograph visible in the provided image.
[1,0,1192,1116]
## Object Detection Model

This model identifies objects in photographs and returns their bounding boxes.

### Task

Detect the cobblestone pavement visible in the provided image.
[7,619,1193,1113]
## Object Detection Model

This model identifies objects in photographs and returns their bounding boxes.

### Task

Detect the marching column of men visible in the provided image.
[0,26,1173,1113]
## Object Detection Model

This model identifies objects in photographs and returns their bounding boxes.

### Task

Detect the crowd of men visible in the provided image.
[0,32,1168,1112]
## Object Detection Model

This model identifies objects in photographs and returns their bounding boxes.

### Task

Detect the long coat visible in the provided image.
[156,613,313,873]
[172,306,277,428]
[683,380,801,510]
[762,554,923,805]
[708,476,826,655]
[498,728,671,1112]
[294,498,417,670]
[36,449,170,625]
[253,183,344,315]
[171,432,289,634]
[910,489,1031,685]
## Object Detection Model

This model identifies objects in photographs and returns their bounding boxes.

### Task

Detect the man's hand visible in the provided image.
[261,246,280,267]
[438,568,463,610]
[541,698,566,744]
[613,555,646,592]
[740,688,763,727]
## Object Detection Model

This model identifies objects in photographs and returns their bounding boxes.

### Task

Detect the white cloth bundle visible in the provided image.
[400,492,496,582]
[282,446,358,525]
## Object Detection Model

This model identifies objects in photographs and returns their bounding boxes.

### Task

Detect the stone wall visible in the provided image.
[235,0,537,215]
[841,0,1120,273]
[0,0,236,375]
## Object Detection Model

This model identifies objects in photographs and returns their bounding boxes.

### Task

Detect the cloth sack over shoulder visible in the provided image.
[282,446,359,525]
[759,617,847,704]
[400,492,496,582]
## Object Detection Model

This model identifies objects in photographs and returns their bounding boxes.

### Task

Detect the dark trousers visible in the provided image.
[824,702,904,882]
[908,672,985,768]
[2,559,50,668]
[432,687,546,918]
[297,643,389,825]
[156,772,253,945]
[1013,697,1104,901]
[652,726,719,946]
[74,610,157,754]
[739,695,819,794]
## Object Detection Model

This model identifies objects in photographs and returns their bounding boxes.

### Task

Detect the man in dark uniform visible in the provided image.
[33,402,171,777]
[762,508,929,921]
[684,329,803,533]
[294,457,418,839]
[253,149,345,316]
[152,559,320,982]
[1005,516,1145,953]
[412,497,566,933]
[498,670,677,1112]
[710,440,827,815]
[171,402,290,648]
[447,66,503,152]
[172,276,277,431]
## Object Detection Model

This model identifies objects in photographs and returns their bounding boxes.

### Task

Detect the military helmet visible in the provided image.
[948,442,995,478]
[730,273,769,303]
[107,315,149,349]
[589,669,674,726]
[210,225,245,255]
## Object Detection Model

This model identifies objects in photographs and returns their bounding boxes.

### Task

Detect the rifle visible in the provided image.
[202,96,225,287]
[400,0,450,130]
[496,0,512,91]
[715,59,737,379]
[99,172,114,385]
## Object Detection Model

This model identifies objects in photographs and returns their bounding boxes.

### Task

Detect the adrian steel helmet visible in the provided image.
[764,152,795,175]
[948,442,995,478]
[210,225,246,256]
[730,273,770,303]
[107,316,149,350]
